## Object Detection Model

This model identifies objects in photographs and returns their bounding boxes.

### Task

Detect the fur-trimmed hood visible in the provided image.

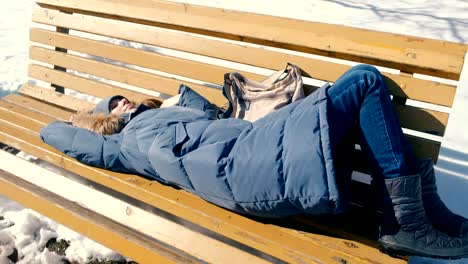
[72,112,125,135]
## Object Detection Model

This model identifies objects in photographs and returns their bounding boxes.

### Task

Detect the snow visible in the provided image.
[0,196,124,264]
[0,0,33,98]
[1,0,468,263]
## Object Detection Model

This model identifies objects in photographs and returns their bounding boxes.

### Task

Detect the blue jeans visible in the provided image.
[327,64,417,178]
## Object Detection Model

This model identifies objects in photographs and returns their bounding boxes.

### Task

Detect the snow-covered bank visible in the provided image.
[0,0,34,98]
[0,195,127,264]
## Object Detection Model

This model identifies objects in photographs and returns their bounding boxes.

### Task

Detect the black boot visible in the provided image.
[379,175,468,259]
[419,158,468,237]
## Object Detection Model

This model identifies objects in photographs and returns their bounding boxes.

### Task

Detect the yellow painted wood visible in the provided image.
[0,109,44,132]
[31,9,457,106]
[28,64,159,102]
[29,45,227,105]
[30,27,262,85]
[35,0,468,79]
[0,98,405,264]
[0,164,192,264]
[2,92,73,121]
[0,97,57,125]
[20,83,95,112]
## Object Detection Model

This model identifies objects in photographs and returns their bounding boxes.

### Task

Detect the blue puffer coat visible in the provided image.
[40,85,346,217]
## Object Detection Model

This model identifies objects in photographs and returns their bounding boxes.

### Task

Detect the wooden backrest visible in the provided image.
[27,0,468,167]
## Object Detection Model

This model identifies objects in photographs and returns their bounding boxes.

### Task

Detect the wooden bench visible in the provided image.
[1,0,467,263]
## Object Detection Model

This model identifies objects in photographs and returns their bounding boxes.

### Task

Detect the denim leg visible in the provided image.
[327,64,417,178]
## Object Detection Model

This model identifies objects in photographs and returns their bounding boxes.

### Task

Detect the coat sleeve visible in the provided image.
[40,121,127,172]
[177,84,218,119]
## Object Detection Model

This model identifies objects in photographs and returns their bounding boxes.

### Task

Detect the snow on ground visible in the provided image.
[0,196,124,264]
[1,0,468,263]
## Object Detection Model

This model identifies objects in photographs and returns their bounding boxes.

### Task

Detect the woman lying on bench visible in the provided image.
[40,64,468,259]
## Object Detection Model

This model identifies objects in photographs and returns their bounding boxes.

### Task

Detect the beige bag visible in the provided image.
[219,63,304,122]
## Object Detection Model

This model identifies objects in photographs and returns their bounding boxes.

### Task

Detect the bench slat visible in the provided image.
[0,95,405,264]
[35,0,468,79]
[28,64,161,102]
[407,135,441,161]
[0,96,59,124]
[29,45,227,104]
[0,108,45,132]
[31,9,457,106]
[393,104,448,136]
[19,83,95,112]
[3,93,73,121]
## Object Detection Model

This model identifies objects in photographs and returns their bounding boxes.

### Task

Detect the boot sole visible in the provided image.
[378,240,468,260]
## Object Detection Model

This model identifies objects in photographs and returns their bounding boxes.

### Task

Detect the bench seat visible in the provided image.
[1,91,403,263]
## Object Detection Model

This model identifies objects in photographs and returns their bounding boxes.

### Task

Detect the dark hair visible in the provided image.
[141,98,163,109]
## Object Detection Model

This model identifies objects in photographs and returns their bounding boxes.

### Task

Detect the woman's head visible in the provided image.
[93,95,126,115]
[109,97,136,116]
[99,95,162,116]
[72,95,162,134]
